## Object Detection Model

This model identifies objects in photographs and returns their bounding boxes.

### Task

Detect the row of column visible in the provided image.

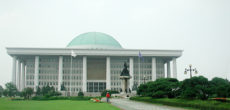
[105,57,177,91]
[166,58,177,78]
[12,56,177,92]
[12,56,26,91]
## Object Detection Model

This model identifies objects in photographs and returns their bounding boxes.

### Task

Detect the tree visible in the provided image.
[148,78,180,98]
[78,91,84,97]
[137,78,180,98]
[137,83,148,96]
[21,87,34,99]
[61,83,66,91]
[209,77,230,97]
[41,85,61,97]
[0,85,3,97]
[36,86,41,96]
[180,76,210,100]
[4,82,18,97]
[3,89,8,96]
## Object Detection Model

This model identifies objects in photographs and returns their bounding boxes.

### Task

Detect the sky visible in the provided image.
[0,0,230,87]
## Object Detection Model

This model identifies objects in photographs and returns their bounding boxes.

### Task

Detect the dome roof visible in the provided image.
[67,32,123,49]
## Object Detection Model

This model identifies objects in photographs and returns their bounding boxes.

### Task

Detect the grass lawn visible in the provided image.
[0,98,120,110]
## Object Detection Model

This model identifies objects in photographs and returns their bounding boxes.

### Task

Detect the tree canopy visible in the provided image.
[4,82,18,97]
[21,87,34,99]
[137,76,230,100]
[0,85,3,97]
[137,78,180,98]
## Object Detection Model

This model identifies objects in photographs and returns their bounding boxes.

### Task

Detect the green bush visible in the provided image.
[136,76,230,100]
[41,85,61,97]
[209,77,230,98]
[69,96,91,100]
[180,76,210,100]
[78,92,84,97]
[137,78,180,98]
[31,96,92,101]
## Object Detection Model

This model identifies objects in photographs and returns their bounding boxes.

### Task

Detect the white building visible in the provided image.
[6,32,182,95]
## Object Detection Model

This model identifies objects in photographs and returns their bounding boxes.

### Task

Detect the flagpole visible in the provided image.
[70,55,73,96]
[70,50,77,96]
[138,53,140,86]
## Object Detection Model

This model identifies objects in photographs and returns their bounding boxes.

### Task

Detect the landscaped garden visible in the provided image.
[133,76,230,110]
[1,75,230,110]
[0,98,120,110]
[0,83,120,110]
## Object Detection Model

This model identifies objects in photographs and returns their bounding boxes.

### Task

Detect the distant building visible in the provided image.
[6,32,182,95]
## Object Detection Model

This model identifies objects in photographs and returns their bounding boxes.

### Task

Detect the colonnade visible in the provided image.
[12,56,177,92]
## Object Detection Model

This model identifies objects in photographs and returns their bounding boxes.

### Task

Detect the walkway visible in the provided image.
[109,98,188,110]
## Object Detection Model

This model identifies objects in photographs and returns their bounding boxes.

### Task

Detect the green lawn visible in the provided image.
[0,98,120,110]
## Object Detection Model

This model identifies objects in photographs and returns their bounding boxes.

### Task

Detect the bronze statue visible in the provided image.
[120,62,131,94]
[120,62,130,76]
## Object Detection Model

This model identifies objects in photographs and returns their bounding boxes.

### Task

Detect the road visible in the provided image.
[109,98,188,110]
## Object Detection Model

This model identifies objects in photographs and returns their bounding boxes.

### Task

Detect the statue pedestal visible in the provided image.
[120,76,131,93]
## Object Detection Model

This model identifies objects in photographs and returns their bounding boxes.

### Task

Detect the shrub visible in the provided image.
[31,96,92,101]
[137,78,180,98]
[78,92,84,97]
[209,77,230,98]
[21,87,33,99]
[4,82,18,97]
[0,85,3,97]
[70,96,91,100]
[180,76,210,100]
[40,85,61,97]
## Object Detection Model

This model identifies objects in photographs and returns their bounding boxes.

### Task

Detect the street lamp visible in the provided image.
[184,64,198,78]
[143,75,146,84]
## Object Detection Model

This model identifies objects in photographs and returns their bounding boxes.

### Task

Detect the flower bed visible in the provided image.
[90,98,101,103]
[212,98,227,102]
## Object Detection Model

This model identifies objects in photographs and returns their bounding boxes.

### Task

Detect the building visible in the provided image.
[6,32,182,95]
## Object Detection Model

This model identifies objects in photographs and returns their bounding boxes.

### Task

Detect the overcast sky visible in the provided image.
[0,0,230,86]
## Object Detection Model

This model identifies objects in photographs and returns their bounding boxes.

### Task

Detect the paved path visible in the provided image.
[108,98,188,110]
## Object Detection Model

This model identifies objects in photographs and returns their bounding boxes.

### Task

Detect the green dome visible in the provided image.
[67,32,123,49]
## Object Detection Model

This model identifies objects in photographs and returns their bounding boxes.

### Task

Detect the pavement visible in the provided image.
[102,98,188,110]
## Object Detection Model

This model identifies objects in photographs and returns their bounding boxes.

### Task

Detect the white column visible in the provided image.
[16,60,21,90]
[58,56,63,91]
[172,58,177,78]
[21,62,25,91]
[34,56,39,91]
[129,57,134,91]
[152,57,156,81]
[106,57,111,90]
[167,61,171,78]
[82,56,87,92]
[12,56,17,85]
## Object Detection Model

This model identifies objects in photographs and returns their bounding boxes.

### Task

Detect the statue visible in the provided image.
[120,62,131,94]
[120,62,130,76]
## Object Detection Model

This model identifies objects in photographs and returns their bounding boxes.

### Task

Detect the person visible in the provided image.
[106,92,110,103]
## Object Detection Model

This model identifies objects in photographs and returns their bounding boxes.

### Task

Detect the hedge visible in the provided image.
[130,97,230,110]
[32,96,92,101]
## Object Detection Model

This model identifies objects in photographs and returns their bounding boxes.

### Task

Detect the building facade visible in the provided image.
[6,32,182,95]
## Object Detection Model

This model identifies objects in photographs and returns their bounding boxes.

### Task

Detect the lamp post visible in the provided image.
[143,75,146,84]
[184,64,198,78]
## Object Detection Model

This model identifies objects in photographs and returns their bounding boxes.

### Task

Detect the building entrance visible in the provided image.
[87,81,106,92]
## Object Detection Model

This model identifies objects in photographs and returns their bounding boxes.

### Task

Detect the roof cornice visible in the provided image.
[6,47,183,58]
